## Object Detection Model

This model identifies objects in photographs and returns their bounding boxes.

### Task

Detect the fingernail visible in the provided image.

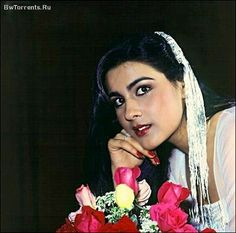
[153,156,160,165]
[136,151,145,159]
[148,151,156,158]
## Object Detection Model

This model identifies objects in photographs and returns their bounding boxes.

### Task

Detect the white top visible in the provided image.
[169,107,235,232]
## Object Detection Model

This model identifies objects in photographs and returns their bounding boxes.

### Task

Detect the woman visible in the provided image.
[84,32,235,231]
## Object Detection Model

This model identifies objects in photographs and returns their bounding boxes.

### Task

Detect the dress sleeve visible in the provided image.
[214,107,235,232]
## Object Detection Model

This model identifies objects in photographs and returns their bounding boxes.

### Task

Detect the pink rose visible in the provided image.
[75,184,96,209]
[150,202,188,232]
[158,181,190,206]
[74,206,105,232]
[114,167,141,194]
[136,179,152,206]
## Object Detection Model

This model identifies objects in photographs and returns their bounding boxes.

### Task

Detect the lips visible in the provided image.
[133,124,151,137]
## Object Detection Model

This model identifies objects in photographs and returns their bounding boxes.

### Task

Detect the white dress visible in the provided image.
[169,107,235,232]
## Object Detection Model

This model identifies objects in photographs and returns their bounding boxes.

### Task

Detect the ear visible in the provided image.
[180,81,185,99]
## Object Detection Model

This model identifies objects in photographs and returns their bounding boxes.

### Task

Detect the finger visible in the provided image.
[115,134,145,158]
[120,129,131,137]
[114,132,160,166]
[147,151,160,166]
[108,138,144,160]
[115,132,131,142]
[118,136,160,166]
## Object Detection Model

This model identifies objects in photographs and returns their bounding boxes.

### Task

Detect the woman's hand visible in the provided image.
[108,129,160,176]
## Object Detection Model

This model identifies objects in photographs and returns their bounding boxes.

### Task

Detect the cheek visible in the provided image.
[148,90,183,125]
[161,92,184,126]
[115,110,126,128]
[163,85,182,106]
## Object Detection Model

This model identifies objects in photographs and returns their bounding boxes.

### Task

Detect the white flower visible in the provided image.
[137,179,152,206]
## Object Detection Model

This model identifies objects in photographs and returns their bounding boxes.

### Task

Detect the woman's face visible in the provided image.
[105,61,185,150]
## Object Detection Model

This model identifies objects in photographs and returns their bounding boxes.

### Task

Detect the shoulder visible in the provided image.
[209,107,235,135]
[213,107,235,156]
[212,108,235,230]
[215,107,235,136]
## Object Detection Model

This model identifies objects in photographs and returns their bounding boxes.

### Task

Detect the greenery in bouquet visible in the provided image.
[56,167,216,232]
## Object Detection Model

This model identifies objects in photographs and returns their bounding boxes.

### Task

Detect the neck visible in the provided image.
[168,115,189,154]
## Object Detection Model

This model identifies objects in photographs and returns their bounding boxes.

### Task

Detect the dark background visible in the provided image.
[1,1,235,232]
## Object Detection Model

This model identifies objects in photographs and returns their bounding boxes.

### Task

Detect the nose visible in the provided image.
[124,99,142,121]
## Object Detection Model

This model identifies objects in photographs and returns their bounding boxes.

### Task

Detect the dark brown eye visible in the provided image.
[136,86,151,96]
[112,97,124,108]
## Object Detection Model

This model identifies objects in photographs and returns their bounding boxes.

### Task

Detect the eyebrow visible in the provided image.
[109,77,154,98]
[127,77,154,90]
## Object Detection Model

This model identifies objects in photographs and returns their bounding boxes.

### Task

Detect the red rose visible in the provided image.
[74,206,105,232]
[174,223,198,232]
[100,215,139,232]
[150,202,188,232]
[56,218,76,233]
[158,181,190,206]
[201,228,216,232]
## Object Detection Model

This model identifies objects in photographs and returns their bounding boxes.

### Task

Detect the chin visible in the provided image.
[141,140,159,151]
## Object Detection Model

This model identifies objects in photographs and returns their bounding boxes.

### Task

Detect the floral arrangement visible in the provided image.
[56,167,216,232]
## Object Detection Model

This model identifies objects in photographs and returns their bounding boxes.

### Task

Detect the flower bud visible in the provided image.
[115,184,134,210]
[75,184,96,209]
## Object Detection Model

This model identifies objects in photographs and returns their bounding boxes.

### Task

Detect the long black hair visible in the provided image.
[83,32,235,204]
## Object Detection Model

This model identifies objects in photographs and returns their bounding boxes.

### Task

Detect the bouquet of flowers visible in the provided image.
[56,167,216,232]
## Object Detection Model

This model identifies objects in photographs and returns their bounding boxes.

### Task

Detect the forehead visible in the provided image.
[105,61,167,93]
[106,61,162,86]
[107,61,158,77]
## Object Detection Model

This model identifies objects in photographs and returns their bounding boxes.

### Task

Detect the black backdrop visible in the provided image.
[1,1,235,232]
